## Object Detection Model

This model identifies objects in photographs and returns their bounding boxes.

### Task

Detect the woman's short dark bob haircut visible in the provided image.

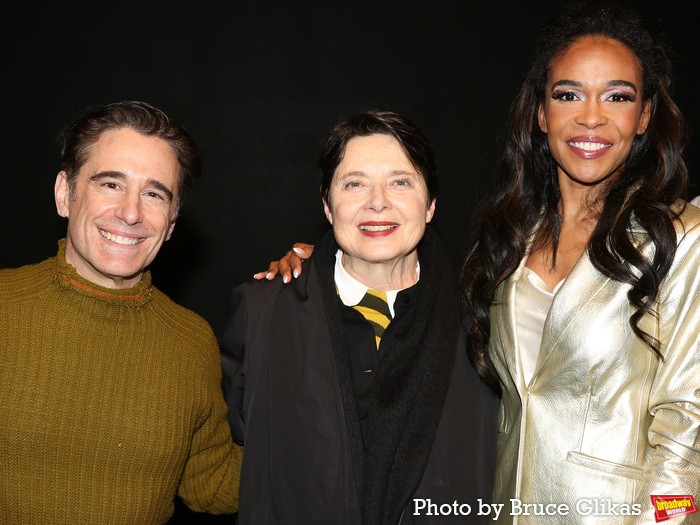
[318,110,438,208]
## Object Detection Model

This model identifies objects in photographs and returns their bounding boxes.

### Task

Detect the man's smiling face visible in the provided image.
[54,127,180,289]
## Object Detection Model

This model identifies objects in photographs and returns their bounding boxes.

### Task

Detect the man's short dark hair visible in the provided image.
[57,100,202,208]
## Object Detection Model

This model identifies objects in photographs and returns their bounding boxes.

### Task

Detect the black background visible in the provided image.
[2,2,697,522]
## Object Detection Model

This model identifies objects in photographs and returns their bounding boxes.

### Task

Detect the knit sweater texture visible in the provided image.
[0,240,241,524]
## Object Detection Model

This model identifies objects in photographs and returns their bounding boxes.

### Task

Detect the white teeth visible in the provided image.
[568,141,611,151]
[99,229,141,245]
[359,224,398,231]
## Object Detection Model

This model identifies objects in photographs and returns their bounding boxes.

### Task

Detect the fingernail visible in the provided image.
[293,269,299,278]
[293,247,304,254]
[283,275,289,284]
[266,272,272,280]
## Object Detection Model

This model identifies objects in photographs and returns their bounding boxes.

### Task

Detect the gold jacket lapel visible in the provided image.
[531,250,612,384]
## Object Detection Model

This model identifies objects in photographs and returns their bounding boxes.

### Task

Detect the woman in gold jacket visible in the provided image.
[461,1,699,523]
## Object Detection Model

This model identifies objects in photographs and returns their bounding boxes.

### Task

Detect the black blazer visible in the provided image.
[220,229,498,524]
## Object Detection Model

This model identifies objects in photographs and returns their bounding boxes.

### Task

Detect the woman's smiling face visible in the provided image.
[324,134,435,278]
[538,37,651,190]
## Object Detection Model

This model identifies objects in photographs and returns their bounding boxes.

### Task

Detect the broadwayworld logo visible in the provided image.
[650,495,698,522]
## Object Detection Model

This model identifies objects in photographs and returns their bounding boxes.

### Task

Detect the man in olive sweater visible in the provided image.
[0,101,241,524]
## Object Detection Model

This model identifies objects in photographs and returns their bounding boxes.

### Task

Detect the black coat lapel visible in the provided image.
[314,231,367,505]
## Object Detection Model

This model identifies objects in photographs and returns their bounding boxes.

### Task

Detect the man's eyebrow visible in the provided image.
[89,171,175,203]
[89,170,126,182]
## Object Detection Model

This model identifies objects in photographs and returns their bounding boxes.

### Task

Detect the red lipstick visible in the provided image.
[357,221,399,238]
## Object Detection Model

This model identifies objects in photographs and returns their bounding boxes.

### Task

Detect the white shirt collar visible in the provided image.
[333,250,420,318]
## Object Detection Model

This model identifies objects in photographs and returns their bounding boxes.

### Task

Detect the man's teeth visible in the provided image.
[99,229,141,245]
[359,224,398,231]
[568,141,611,151]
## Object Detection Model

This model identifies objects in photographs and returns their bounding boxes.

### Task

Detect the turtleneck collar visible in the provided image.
[54,239,153,308]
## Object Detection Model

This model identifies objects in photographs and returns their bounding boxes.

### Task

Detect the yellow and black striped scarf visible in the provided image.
[352,289,392,349]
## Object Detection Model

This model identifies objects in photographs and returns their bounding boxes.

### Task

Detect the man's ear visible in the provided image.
[165,221,176,241]
[54,171,70,218]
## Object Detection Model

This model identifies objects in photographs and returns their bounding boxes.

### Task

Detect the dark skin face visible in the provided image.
[529,37,651,290]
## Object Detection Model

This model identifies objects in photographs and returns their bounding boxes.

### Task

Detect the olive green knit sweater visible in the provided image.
[0,240,241,524]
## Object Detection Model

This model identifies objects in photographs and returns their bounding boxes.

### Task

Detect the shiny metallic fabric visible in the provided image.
[490,204,700,524]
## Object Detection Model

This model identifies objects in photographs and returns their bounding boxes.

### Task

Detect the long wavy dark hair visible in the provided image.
[461,0,690,393]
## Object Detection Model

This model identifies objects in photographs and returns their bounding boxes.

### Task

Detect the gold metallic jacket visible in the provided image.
[490,203,700,524]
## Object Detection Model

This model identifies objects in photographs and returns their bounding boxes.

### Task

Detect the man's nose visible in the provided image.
[115,191,143,225]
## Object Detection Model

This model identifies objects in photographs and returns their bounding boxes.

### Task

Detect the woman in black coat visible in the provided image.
[220,110,498,525]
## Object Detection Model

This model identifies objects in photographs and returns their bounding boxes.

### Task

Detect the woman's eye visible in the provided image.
[552,91,579,102]
[345,181,362,188]
[608,92,636,103]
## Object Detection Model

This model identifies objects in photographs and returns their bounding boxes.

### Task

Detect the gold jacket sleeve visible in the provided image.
[629,208,700,524]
